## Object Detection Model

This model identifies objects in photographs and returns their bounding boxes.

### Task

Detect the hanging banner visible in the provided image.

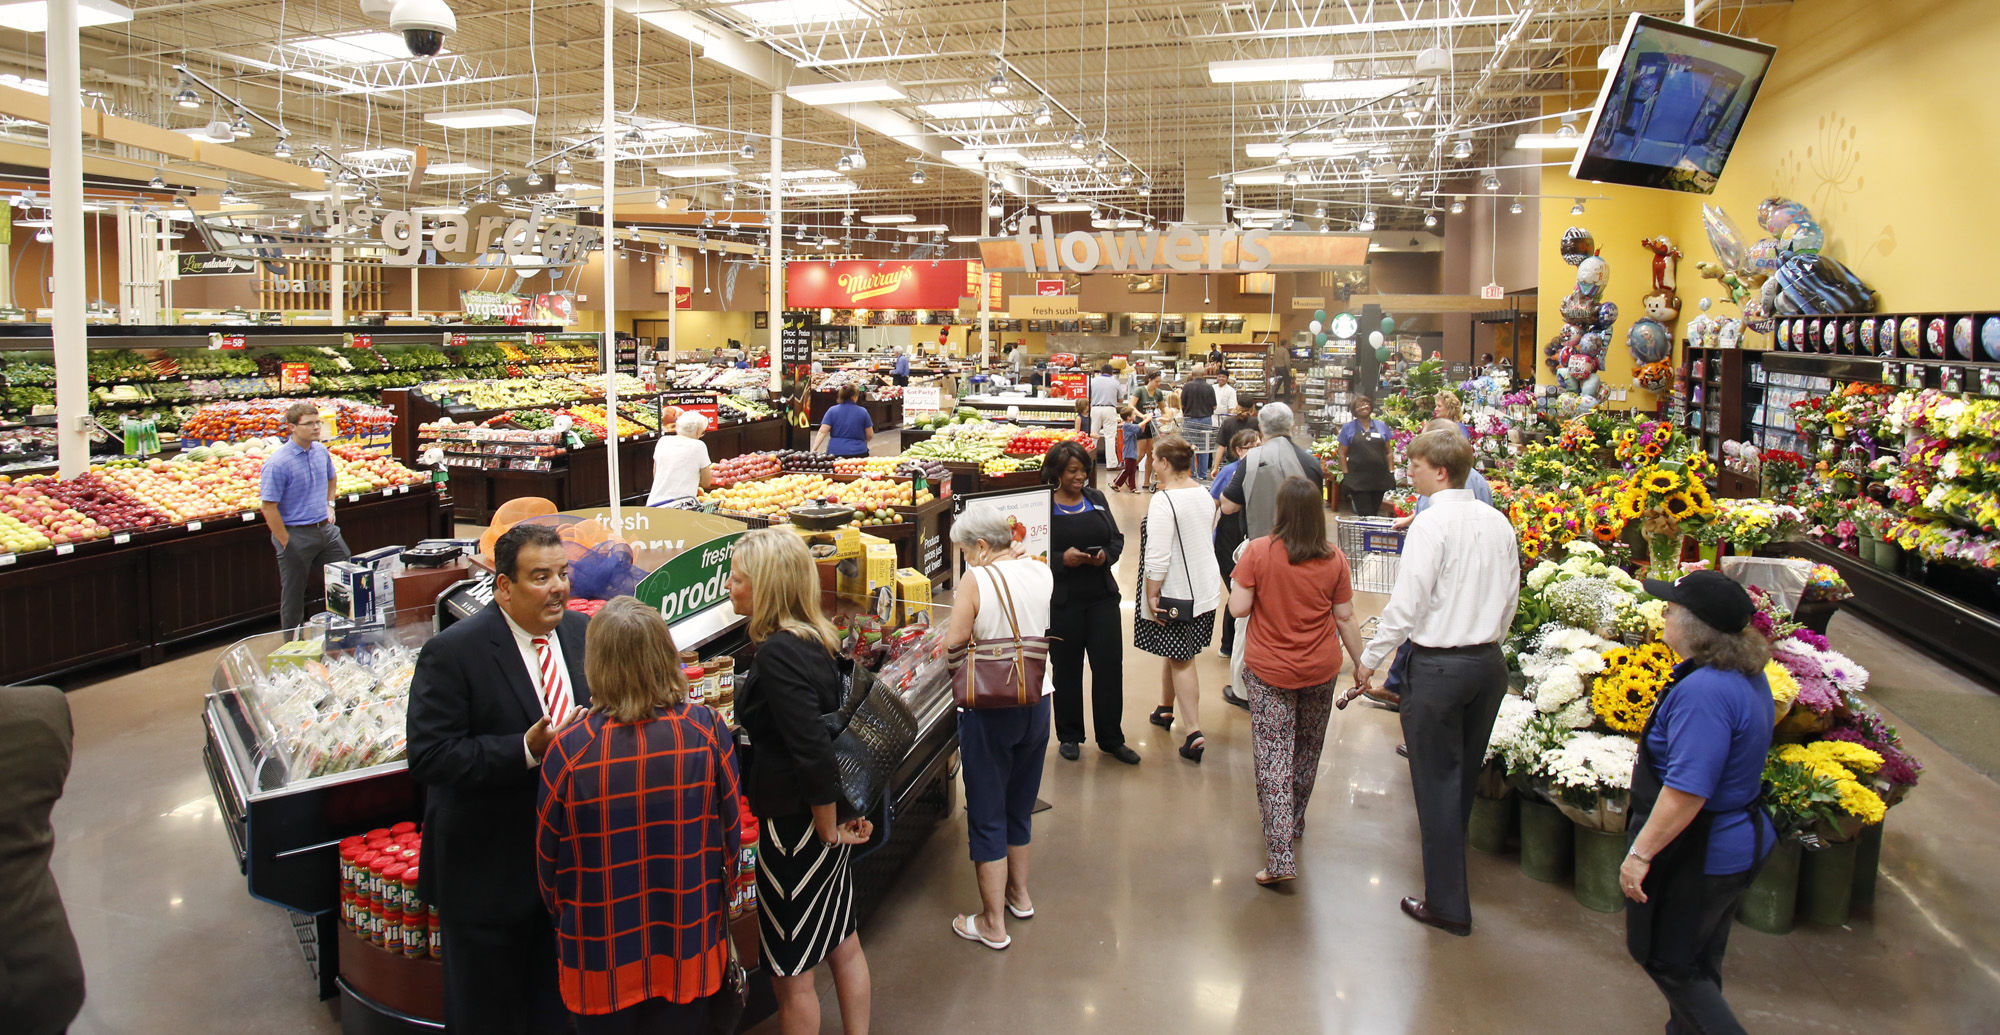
[460,290,527,324]
[674,285,693,310]
[531,293,576,325]
[786,260,976,310]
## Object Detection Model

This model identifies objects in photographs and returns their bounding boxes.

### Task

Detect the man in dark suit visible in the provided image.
[407,523,590,1033]
[0,685,85,1035]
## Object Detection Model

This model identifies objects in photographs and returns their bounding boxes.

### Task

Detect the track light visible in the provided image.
[1389,182,1405,198]
[1032,104,1053,127]
[555,157,573,175]
[232,111,252,138]
[1482,174,1501,191]
[656,192,669,208]
[1450,198,1465,214]
[1313,205,1327,219]
[911,168,927,185]
[1571,199,1586,215]
[474,190,490,204]
[702,213,715,227]
[34,228,51,243]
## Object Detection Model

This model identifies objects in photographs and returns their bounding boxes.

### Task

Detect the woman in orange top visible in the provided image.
[1228,477,1367,887]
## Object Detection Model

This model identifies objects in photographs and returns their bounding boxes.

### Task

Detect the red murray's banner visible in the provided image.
[785,260,976,310]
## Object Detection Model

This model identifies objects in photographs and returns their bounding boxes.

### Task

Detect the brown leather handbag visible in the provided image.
[949,565,1050,709]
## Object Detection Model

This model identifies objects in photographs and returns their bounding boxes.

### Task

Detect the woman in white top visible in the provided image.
[1138,434,1224,763]
[645,410,715,507]
[944,503,1054,951]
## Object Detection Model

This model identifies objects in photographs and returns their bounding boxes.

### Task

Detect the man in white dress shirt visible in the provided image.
[1351,428,1519,937]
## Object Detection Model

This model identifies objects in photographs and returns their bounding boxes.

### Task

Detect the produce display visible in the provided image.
[717,396,774,421]
[710,453,782,487]
[16,472,173,535]
[181,398,397,444]
[698,472,838,518]
[825,477,936,525]
[1005,428,1093,456]
[659,366,768,393]
[0,477,111,546]
[776,449,838,474]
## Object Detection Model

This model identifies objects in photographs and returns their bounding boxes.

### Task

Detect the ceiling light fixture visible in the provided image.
[910,167,926,185]
[835,154,854,172]
[423,108,536,129]
[1301,77,1416,101]
[1423,211,1439,228]
[739,141,757,159]
[1066,130,1087,151]
[1449,198,1465,214]
[1482,173,1501,191]
[1571,199,1586,215]
[785,79,908,106]
[273,136,292,158]
[1510,200,1524,215]
[148,172,165,189]
[1032,103,1053,127]
[1208,57,1337,83]
[1138,179,1152,196]
[1274,143,1293,167]
[986,59,1011,96]
[1515,132,1583,150]
[555,157,573,175]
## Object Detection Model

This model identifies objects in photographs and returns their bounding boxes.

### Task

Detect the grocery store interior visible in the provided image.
[6,0,2000,1032]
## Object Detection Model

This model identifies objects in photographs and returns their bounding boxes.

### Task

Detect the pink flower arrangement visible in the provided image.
[1772,635,1869,716]
[1825,709,1923,791]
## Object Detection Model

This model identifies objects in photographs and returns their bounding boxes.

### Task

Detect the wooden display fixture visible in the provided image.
[256,256,388,313]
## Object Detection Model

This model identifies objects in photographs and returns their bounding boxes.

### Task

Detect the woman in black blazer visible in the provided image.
[727,528,873,1033]
[1044,441,1139,764]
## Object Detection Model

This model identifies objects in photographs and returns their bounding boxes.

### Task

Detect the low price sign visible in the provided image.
[658,391,720,431]
[635,532,745,626]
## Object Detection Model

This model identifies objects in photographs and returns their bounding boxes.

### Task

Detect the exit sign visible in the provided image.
[1481,283,1505,300]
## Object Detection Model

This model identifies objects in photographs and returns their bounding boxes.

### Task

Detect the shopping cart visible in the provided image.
[1180,419,1219,478]
[1337,516,1406,594]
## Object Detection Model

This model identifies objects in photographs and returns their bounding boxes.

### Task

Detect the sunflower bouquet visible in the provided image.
[1618,458,1719,577]
[1590,641,1679,733]
[1763,740,1887,841]
[1613,420,1693,467]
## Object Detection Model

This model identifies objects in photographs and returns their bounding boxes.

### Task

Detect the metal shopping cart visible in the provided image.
[1180,418,1218,479]
[1337,516,1406,594]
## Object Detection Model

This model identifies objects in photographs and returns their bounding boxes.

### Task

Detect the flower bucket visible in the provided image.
[1644,532,1686,581]
[1801,839,1860,926]
[1851,820,1886,912]
[1518,798,1574,884]
[1697,540,1727,569]
[1774,705,1836,738]
[1737,836,1803,935]
[1573,825,1628,913]
[1858,537,1881,567]
[1469,792,1516,855]
[1876,540,1904,574]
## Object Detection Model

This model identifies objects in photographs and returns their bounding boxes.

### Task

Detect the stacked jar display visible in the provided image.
[339,823,440,961]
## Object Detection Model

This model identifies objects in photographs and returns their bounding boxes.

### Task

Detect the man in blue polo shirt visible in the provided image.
[260,401,349,633]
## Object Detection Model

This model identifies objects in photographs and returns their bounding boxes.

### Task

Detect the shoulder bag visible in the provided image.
[948,565,1051,709]
[1153,493,1200,622]
[820,662,918,820]
[707,877,748,1034]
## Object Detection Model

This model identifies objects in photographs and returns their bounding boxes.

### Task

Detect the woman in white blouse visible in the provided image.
[1137,434,1224,762]
[645,410,715,507]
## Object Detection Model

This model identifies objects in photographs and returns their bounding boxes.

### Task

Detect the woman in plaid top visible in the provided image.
[536,597,743,1032]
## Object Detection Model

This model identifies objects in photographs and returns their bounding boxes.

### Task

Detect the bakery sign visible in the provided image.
[980,219,1368,274]
[786,260,976,310]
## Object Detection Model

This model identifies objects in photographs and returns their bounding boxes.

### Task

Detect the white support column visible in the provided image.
[979,178,992,367]
[331,247,346,324]
[47,0,87,477]
[768,92,783,394]
[601,0,622,522]
[666,243,679,363]
[410,266,420,317]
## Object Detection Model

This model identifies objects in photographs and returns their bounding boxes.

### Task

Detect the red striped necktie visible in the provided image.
[531,636,573,717]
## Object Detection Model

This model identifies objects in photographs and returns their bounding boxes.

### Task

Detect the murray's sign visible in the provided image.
[979,221,1368,275]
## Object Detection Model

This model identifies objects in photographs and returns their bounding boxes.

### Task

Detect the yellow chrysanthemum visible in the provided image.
[1834,779,1887,825]
[1764,660,1800,706]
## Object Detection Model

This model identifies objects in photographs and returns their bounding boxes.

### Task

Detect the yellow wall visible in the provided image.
[1540,0,2000,403]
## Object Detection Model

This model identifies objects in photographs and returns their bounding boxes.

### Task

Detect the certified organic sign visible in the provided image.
[635,531,746,626]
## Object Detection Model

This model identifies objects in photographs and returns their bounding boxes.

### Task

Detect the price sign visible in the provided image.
[532,333,548,345]
[280,362,310,391]
[1035,279,1065,297]
[953,485,1053,567]
[1983,370,2000,398]
[114,533,131,544]
[0,553,13,566]
[658,391,720,431]
[1880,363,1899,385]
[448,332,469,348]
[903,385,942,415]
[1905,364,1926,390]
[209,333,247,350]
[347,333,375,349]
[187,520,202,531]
[348,494,362,503]
[1050,372,1087,400]
[55,544,73,556]
[241,511,255,522]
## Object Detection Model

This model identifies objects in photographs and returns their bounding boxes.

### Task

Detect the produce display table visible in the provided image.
[439,418,786,523]
[0,485,448,684]
[808,391,903,432]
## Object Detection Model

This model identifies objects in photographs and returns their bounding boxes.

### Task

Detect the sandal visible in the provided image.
[1255,869,1296,887]
[1148,706,1175,729]
[1006,897,1035,920]
[1179,731,1205,764]
[952,914,1010,951]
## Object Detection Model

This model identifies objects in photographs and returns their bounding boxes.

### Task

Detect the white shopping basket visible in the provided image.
[1337,516,1405,594]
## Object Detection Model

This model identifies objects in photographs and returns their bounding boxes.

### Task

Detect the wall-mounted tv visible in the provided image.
[1570,14,1777,194]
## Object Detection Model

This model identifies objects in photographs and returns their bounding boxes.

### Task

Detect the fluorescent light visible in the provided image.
[413,205,467,216]
[0,73,48,94]
[860,214,915,224]
[785,80,908,106]
[1037,202,1094,213]
[179,125,234,143]
[0,0,132,33]
[786,182,859,195]
[656,163,739,178]
[920,101,1019,120]
[1020,157,1093,171]
[424,162,487,176]
[629,119,703,140]
[946,235,982,243]
[761,168,841,180]
[1246,141,1368,159]
[424,108,536,130]
[733,0,871,27]
[1514,132,1582,150]
[1301,77,1416,101]
[290,31,429,63]
[940,148,1025,165]
[1231,172,1316,186]
[899,224,951,234]
[345,147,414,163]
[1208,57,1336,83]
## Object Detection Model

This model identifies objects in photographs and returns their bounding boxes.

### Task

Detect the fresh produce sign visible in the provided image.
[635,532,745,626]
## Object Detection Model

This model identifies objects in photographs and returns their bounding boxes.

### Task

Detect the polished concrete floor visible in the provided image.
[41,478,2000,1033]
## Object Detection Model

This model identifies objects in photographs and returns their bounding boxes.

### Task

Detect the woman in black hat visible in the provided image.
[1623,570,1777,1035]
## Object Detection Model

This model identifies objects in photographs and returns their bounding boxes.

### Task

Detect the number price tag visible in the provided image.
[0,553,14,566]
[114,533,131,544]
[55,544,74,555]
[187,520,203,531]
[347,494,361,503]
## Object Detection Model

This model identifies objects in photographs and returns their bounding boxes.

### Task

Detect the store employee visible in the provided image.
[259,401,350,634]
[407,522,591,1035]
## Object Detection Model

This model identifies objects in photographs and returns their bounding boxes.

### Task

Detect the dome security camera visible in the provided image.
[390,0,456,58]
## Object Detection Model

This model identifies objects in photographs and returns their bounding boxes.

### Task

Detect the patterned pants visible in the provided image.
[1246,667,1337,877]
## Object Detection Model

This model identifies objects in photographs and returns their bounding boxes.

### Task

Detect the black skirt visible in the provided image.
[756,814,856,977]
[1132,521,1216,661]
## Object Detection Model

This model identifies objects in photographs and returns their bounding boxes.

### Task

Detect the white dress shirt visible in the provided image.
[1214,382,1238,414]
[500,608,574,764]
[1360,489,1520,671]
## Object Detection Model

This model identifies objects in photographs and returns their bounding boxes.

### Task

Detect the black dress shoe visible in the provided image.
[1395,743,1409,759]
[1100,744,1141,765]
[1222,686,1250,710]
[1400,897,1471,936]
[1059,741,1080,761]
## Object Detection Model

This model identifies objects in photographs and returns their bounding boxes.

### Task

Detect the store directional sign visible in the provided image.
[635,531,745,627]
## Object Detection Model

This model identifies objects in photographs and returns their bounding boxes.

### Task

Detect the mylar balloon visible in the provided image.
[1702,203,1749,273]
[1626,319,1672,363]
[1597,302,1619,328]
[1560,292,1598,325]
[1576,256,1609,292]
[1560,226,1597,266]
[1309,319,1324,335]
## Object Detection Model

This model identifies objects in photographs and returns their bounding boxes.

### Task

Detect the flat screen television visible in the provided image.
[1570,14,1777,194]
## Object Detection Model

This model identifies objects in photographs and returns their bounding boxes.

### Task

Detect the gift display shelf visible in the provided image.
[1779,539,2000,684]
[0,483,449,684]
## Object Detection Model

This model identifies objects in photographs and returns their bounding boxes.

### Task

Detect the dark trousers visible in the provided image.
[572,995,713,1035]
[1347,489,1386,518]
[1051,597,1125,748]
[1647,870,1757,1035]
[1112,457,1138,490]
[441,911,565,1034]
[957,696,1051,862]
[275,521,350,633]
[1399,643,1507,926]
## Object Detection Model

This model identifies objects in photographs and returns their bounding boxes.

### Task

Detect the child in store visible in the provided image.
[1112,405,1143,492]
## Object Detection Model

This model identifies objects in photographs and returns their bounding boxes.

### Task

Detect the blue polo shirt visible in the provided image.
[1415,468,1494,513]
[1646,663,1776,874]
[821,402,873,457]
[260,440,337,526]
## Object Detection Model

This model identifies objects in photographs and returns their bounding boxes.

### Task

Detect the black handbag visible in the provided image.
[1153,493,1199,621]
[707,886,748,1034]
[821,664,919,820]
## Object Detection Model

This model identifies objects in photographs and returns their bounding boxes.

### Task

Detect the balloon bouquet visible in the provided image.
[1627,236,1680,396]
[1698,196,1877,339]
[1546,226,1613,404]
